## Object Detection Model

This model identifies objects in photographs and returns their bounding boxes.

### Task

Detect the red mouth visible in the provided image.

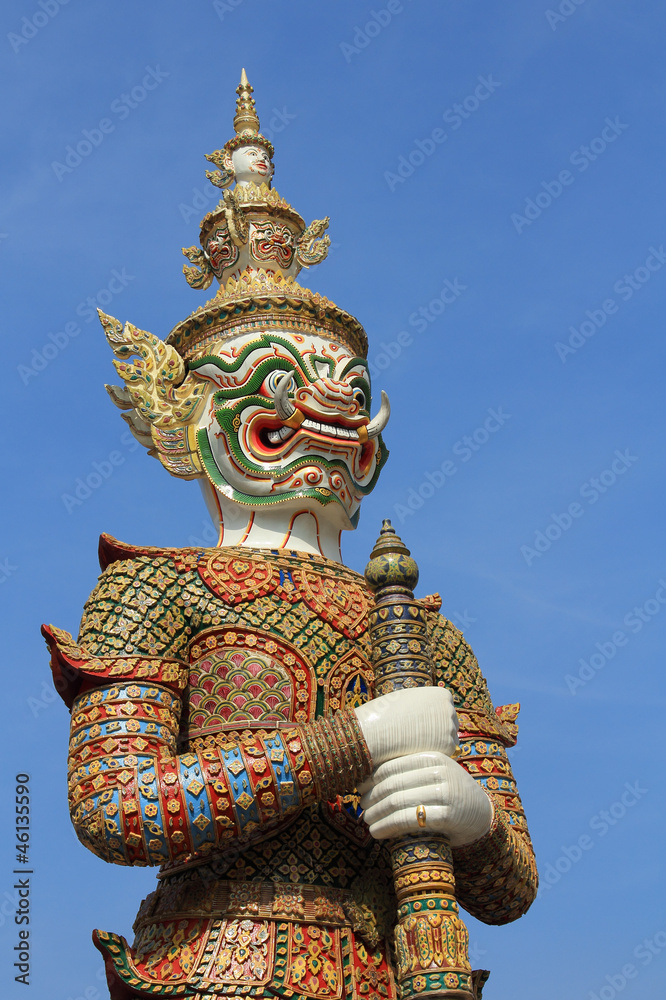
[248,414,373,464]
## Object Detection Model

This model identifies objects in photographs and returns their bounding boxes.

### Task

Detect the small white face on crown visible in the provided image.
[232,144,274,186]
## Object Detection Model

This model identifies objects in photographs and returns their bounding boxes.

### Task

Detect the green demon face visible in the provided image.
[191,332,389,528]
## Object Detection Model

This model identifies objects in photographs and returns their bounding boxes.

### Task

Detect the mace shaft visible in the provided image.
[364,520,474,1000]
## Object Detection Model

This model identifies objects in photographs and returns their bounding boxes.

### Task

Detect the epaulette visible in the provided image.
[98,533,203,572]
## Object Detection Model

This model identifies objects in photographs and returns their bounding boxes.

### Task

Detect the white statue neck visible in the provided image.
[199,481,344,563]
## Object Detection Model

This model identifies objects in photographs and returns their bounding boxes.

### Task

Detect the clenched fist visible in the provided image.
[353,688,493,846]
[358,751,493,845]
[353,686,459,763]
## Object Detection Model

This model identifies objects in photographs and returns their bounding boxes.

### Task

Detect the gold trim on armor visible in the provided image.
[134,879,351,930]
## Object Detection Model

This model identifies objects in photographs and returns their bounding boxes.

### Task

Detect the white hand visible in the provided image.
[358,751,493,846]
[353,687,458,765]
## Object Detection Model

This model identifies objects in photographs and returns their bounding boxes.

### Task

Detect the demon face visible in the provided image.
[191,332,389,529]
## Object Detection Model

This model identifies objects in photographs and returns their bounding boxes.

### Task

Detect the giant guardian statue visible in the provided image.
[44,71,537,1000]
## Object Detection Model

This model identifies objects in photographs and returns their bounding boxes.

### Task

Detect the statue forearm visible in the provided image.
[424,609,539,924]
[453,732,538,923]
[452,805,538,924]
[68,680,372,867]
[44,621,373,866]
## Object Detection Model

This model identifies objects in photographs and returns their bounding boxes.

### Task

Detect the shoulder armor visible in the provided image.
[98,532,203,573]
[41,624,188,708]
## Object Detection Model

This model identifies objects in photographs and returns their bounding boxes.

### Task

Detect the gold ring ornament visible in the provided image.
[416,804,427,828]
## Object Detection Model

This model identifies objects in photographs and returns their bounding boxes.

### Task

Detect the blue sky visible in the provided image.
[2,2,665,998]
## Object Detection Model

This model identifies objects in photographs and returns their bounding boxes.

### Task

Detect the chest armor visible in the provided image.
[168,547,378,859]
[183,547,376,741]
[119,549,398,999]
[85,541,512,998]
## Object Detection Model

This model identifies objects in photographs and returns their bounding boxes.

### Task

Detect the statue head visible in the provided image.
[204,69,275,191]
[231,144,274,186]
[101,72,390,559]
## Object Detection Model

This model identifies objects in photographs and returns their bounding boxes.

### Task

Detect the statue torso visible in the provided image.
[81,538,497,998]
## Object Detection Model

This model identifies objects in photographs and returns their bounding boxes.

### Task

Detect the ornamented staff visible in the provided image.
[364,520,474,1000]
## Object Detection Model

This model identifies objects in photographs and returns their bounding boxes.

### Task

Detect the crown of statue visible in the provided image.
[172,70,368,361]
[204,68,275,185]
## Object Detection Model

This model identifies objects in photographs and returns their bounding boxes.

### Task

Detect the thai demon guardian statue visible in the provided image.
[44,71,537,1000]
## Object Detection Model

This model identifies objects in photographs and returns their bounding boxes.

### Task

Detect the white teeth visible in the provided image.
[302,419,359,439]
[267,419,359,446]
[267,426,296,444]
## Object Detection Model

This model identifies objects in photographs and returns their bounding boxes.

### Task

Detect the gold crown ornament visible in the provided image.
[100,70,376,488]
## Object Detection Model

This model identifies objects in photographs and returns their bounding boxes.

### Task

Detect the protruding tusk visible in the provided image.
[273,373,304,428]
[273,373,295,419]
[358,390,390,443]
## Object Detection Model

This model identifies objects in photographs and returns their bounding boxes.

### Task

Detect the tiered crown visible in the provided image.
[207,67,275,170]
[169,70,368,360]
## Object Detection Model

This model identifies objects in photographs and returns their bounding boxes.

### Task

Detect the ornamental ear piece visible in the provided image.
[99,310,204,480]
[182,246,214,290]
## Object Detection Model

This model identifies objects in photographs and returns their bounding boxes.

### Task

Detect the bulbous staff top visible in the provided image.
[99,70,390,552]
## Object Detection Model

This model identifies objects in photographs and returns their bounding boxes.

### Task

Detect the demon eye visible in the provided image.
[353,387,367,411]
[264,369,294,397]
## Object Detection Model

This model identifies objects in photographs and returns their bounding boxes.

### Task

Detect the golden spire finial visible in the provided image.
[233,68,260,136]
